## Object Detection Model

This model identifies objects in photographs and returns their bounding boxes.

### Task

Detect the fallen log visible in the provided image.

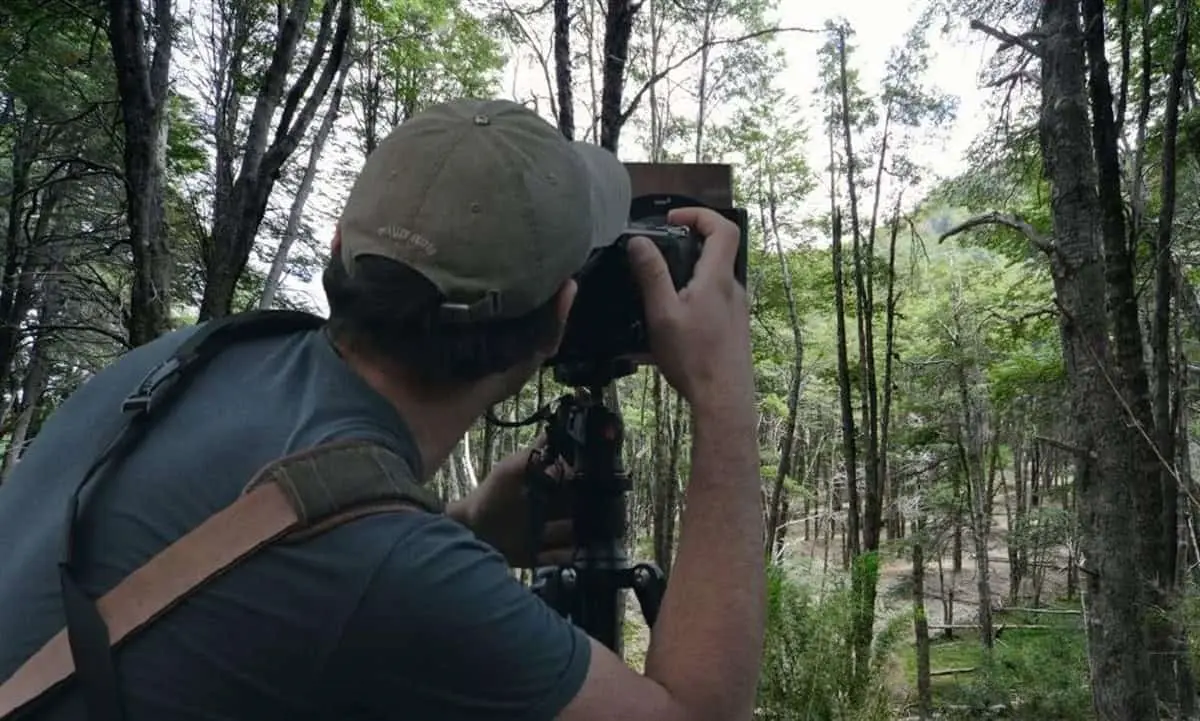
[930,666,977,677]
[999,607,1082,615]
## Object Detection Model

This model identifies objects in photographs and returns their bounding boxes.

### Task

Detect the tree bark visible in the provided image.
[553,0,574,140]
[107,0,175,345]
[598,0,639,151]
[912,517,932,719]
[1037,1,1156,716]
[830,208,859,560]
[2,264,64,479]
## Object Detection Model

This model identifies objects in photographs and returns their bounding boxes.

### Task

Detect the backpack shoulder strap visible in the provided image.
[245,439,444,542]
[51,309,326,721]
[0,440,440,720]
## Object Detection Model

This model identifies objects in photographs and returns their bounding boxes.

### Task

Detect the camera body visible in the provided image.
[546,193,748,385]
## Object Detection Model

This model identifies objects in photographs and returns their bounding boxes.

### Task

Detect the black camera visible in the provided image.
[546,193,748,387]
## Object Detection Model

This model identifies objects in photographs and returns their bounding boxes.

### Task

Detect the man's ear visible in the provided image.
[537,279,577,358]
[331,227,342,256]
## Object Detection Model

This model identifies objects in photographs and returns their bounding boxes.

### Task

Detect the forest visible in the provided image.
[2,0,1199,717]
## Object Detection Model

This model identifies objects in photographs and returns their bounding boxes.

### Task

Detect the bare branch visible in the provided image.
[619,25,820,126]
[969,19,1042,57]
[35,323,131,349]
[938,211,1054,254]
[1034,435,1098,460]
[986,69,1040,88]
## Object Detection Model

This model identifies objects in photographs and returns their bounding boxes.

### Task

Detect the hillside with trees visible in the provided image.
[2,0,1199,718]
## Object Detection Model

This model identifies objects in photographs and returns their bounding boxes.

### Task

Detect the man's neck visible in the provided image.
[336,346,494,482]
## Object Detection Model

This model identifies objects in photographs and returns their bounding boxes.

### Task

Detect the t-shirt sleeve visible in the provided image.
[324,513,593,721]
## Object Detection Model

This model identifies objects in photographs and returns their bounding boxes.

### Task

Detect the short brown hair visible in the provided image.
[323,254,562,385]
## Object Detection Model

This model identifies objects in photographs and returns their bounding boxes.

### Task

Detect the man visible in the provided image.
[0,98,764,721]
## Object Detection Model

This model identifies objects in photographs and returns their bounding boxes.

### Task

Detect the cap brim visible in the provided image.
[570,142,632,250]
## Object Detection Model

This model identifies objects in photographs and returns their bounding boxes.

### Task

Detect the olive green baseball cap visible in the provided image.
[337,98,632,322]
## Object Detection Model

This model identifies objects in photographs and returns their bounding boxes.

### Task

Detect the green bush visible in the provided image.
[757,560,901,720]
[936,629,1091,720]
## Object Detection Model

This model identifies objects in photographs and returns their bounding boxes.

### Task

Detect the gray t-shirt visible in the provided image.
[0,323,590,721]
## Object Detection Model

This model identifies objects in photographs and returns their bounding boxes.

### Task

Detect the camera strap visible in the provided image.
[0,310,442,721]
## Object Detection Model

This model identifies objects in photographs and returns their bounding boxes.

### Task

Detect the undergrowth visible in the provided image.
[756,559,903,720]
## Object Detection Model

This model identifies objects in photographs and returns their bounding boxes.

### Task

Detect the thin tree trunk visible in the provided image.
[2,282,61,478]
[200,0,353,319]
[553,0,574,140]
[259,54,351,309]
[912,517,932,719]
[765,166,803,556]
[831,207,859,561]
[881,203,901,540]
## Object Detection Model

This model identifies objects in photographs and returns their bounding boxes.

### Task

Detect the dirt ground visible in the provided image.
[619,495,1077,673]
[781,498,1076,629]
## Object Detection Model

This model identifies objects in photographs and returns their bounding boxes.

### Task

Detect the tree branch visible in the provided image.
[1034,435,1098,460]
[938,211,1054,255]
[986,69,1039,88]
[619,25,820,126]
[969,19,1042,57]
[34,323,131,349]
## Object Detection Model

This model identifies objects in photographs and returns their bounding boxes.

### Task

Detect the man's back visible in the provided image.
[0,323,590,721]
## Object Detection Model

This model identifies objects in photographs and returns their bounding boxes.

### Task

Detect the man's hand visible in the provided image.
[627,207,754,412]
[554,206,764,721]
[448,438,574,568]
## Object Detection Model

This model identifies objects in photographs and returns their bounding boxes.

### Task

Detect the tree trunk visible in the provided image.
[765,166,803,556]
[1008,433,1027,605]
[912,518,932,719]
[830,208,859,561]
[881,207,900,542]
[107,0,175,345]
[652,371,673,573]
[259,52,352,309]
[553,0,574,140]
[200,0,354,319]
[1038,1,1156,716]
[0,133,59,398]
[598,0,639,152]
[2,269,63,478]
[1151,1,1195,710]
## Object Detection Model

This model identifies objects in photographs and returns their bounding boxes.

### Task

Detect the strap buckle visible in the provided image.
[121,357,184,415]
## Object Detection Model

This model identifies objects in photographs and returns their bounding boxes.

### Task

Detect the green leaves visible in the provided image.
[350,0,504,132]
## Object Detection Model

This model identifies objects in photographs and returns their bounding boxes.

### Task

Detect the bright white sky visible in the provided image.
[282,0,997,312]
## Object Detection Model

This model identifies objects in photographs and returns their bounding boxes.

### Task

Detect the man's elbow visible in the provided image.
[555,638,756,721]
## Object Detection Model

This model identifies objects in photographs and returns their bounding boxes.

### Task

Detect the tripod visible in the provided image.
[523,362,666,654]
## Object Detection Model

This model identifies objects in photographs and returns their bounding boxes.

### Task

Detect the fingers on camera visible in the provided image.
[627,236,677,313]
[542,457,576,482]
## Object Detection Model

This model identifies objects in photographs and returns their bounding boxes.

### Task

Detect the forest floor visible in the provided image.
[621,496,1083,715]
[782,496,1076,629]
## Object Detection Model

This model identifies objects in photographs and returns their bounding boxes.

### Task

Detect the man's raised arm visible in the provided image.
[557,206,765,721]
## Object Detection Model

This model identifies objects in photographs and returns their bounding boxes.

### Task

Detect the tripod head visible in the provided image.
[502,368,665,654]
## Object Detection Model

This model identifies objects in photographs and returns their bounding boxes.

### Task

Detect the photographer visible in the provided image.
[0,98,764,721]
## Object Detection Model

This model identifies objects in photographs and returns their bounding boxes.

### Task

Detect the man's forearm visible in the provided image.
[642,394,766,721]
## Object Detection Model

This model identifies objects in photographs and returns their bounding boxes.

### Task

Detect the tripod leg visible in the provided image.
[629,563,666,628]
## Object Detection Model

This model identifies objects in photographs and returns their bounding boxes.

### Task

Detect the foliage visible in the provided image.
[757,561,901,720]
